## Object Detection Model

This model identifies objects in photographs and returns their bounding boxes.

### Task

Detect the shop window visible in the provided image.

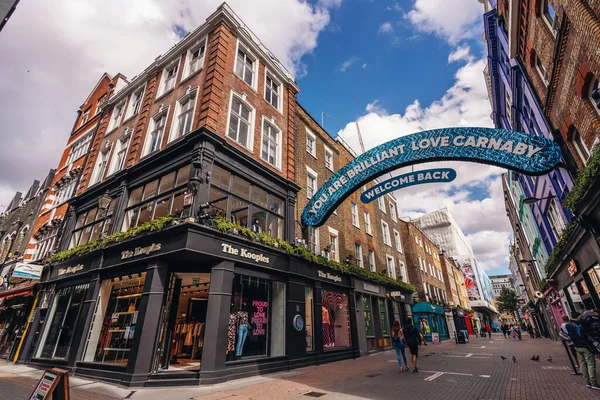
[122,165,190,231]
[587,265,600,299]
[206,165,285,239]
[321,290,351,350]
[228,274,285,360]
[82,273,146,364]
[363,296,373,337]
[305,287,314,351]
[70,199,117,248]
[36,284,89,359]
[379,299,389,336]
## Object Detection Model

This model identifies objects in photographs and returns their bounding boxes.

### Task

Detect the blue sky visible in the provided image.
[0,0,511,275]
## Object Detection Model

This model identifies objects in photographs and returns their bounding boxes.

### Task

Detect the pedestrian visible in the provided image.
[559,314,580,370]
[480,326,486,339]
[391,320,409,372]
[402,317,420,373]
[565,311,600,389]
[527,324,534,339]
[485,323,491,339]
[420,327,428,346]
[511,325,518,341]
[582,309,600,350]
[501,324,506,338]
[502,324,508,338]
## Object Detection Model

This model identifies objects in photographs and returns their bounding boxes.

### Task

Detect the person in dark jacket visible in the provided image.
[402,317,420,373]
[582,309,600,344]
[566,311,599,389]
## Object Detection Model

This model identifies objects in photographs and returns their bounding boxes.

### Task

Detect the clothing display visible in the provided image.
[174,321,204,358]
[236,324,249,356]
[228,310,249,355]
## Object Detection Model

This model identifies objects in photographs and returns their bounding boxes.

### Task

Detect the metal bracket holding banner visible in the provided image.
[360,168,456,203]
[302,127,563,227]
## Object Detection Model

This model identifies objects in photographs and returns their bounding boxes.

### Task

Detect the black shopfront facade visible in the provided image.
[17,129,363,387]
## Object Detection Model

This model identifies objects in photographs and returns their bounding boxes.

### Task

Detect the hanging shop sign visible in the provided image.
[390,291,406,300]
[121,243,162,260]
[293,314,305,332]
[302,127,562,227]
[361,168,456,203]
[317,270,342,283]
[221,243,270,264]
[12,263,43,280]
[568,259,578,276]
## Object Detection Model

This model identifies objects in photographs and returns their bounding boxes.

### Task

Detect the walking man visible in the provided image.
[565,311,599,389]
[403,317,420,373]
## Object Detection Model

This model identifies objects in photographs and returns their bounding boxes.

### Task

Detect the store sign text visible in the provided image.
[252,300,268,336]
[121,243,162,260]
[318,270,342,283]
[58,264,84,276]
[221,243,270,264]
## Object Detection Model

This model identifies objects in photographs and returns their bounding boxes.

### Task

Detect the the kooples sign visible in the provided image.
[318,270,342,283]
[58,264,84,276]
[121,243,162,260]
[221,243,270,264]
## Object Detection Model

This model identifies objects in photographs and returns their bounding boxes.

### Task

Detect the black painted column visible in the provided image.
[69,271,102,366]
[57,206,77,252]
[199,261,234,384]
[314,281,323,359]
[286,190,297,242]
[108,179,129,235]
[126,259,169,386]
[348,288,360,358]
[286,278,307,361]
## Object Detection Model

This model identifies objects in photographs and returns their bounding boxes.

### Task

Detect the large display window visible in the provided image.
[305,287,314,351]
[379,300,389,336]
[362,296,373,337]
[227,274,284,361]
[321,290,351,350]
[82,273,146,364]
[36,284,89,360]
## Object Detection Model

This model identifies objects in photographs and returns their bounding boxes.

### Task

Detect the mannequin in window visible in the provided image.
[228,297,241,354]
[235,302,249,357]
[322,305,335,347]
[251,219,262,234]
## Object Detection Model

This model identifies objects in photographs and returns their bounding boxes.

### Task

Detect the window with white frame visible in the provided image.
[90,148,110,185]
[378,196,386,213]
[264,72,281,111]
[505,87,512,125]
[381,221,391,246]
[107,132,131,176]
[328,228,339,262]
[125,86,145,120]
[184,42,206,79]
[414,235,419,245]
[306,166,317,199]
[399,260,407,281]
[170,90,197,142]
[572,129,591,165]
[261,119,281,168]
[351,201,360,228]
[53,179,77,206]
[541,0,559,34]
[306,129,316,157]
[81,109,90,126]
[34,227,59,261]
[591,78,600,117]
[306,226,319,254]
[107,101,125,132]
[423,282,429,300]
[429,264,435,276]
[159,63,178,96]
[419,256,424,270]
[96,94,107,114]
[386,255,396,279]
[368,250,376,272]
[393,229,402,253]
[535,54,550,86]
[547,199,566,239]
[389,201,397,222]
[67,132,93,164]
[355,243,363,268]
[324,146,334,171]
[235,45,256,88]
[227,94,254,149]
[364,212,372,235]
[143,112,167,156]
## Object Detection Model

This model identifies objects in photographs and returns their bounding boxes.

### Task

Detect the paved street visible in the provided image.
[0,335,597,400]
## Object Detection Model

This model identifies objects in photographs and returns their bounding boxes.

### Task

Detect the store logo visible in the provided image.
[318,270,342,283]
[58,264,84,276]
[121,243,162,260]
[293,314,304,332]
[221,243,270,264]
[568,259,577,276]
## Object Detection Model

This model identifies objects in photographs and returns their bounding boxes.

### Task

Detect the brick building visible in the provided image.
[18,3,414,386]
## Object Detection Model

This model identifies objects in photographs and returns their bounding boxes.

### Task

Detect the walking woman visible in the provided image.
[392,320,409,372]
[403,317,420,373]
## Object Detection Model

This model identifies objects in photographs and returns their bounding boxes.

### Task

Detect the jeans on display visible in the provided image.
[576,347,597,386]
[394,344,407,367]
[236,324,249,356]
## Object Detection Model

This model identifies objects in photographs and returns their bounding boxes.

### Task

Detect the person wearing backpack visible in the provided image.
[391,320,409,372]
[566,311,599,389]
[402,317,420,373]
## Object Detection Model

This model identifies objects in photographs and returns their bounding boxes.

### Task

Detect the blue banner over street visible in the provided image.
[302,127,562,227]
[360,168,456,204]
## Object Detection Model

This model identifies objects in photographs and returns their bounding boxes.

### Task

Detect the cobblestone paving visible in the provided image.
[0,336,596,399]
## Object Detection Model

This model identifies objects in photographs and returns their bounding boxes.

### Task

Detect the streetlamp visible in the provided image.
[98,191,113,214]
[522,195,554,205]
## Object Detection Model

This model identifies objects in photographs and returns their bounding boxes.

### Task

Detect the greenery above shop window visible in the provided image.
[538,279,549,293]
[543,222,576,276]
[563,145,600,211]
[49,215,180,263]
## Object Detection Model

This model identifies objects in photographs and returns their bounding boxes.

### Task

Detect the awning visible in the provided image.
[0,285,36,299]
[412,301,445,314]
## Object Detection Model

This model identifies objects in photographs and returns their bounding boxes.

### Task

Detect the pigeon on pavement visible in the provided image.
[512,356,516,363]
[501,355,506,360]
[547,357,552,362]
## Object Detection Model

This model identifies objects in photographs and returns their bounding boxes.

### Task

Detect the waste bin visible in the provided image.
[456,330,466,344]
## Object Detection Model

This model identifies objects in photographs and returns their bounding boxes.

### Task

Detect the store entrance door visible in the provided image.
[156,273,210,372]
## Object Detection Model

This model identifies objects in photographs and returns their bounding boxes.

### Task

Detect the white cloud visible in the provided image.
[337,56,511,271]
[338,56,358,72]
[448,44,474,63]
[406,0,482,44]
[0,0,337,208]
[378,22,394,34]
[362,63,368,69]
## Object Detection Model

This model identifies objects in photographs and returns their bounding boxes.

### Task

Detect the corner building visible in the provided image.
[20,4,413,387]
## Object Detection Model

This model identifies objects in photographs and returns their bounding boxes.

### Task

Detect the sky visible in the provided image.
[0,0,512,275]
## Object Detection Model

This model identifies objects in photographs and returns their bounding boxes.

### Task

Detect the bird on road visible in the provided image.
[531,355,539,361]
[547,357,552,362]
[501,355,506,360]
[512,356,516,363]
